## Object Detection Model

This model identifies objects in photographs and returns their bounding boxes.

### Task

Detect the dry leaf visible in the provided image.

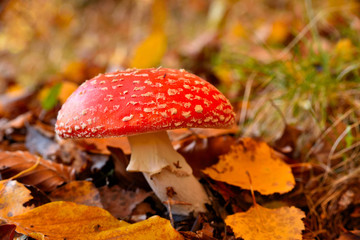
[225,204,305,240]
[203,138,295,195]
[93,215,184,240]
[0,224,16,240]
[58,81,79,104]
[0,180,34,219]
[49,181,103,208]
[0,151,75,192]
[99,185,151,218]
[129,31,167,68]
[8,201,129,240]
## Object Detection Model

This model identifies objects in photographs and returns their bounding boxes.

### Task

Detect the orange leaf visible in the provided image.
[225,204,305,240]
[8,201,129,239]
[49,181,103,207]
[203,138,295,195]
[0,180,34,219]
[93,215,184,240]
[0,151,75,192]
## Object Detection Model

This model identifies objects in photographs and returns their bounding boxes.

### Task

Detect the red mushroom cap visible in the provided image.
[55,68,235,138]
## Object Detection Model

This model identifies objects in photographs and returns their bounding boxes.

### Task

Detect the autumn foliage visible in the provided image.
[0,0,359,239]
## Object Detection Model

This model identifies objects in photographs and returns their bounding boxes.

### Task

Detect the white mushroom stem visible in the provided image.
[127,131,209,215]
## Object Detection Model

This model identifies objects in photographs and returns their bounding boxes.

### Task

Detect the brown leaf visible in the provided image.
[0,224,16,240]
[178,135,235,178]
[99,185,151,219]
[338,232,360,240]
[49,180,103,207]
[273,124,302,156]
[0,180,34,219]
[108,147,149,190]
[25,125,59,161]
[0,151,75,192]
[73,137,131,155]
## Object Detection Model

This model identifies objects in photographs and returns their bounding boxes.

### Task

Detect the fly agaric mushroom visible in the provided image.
[55,68,235,215]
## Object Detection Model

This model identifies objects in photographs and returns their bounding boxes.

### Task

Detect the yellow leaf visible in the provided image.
[0,180,34,219]
[225,204,305,240]
[203,138,295,195]
[151,0,167,31]
[129,31,167,68]
[58,81,78,104]
[334,38,355,61]
[94,216,184,240]
[9,201,128,239]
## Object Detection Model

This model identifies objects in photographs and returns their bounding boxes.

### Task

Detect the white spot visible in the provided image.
[134,86,146,91]
[81,110,87,116]
[101,87,108,91]
[184,102,191,108]
[158,104,167,108]
[144,108,153,113]
[170,108,177,115]
[201,87,210,94]
[174,122,183,127]
[195,105,203,113]
[204,117,213,122]
[160,112,168,117]
[81,123,87,129]
[123,90,128,94]
[111,79,118,82]
[183,84,191,89]
[141,92,153,97]
[74,125,80,131]
[122,114,134,122]
[182,111,191,118]
[91,80,97,85]
[144,80,153,85]
[185,94,193,100]
[100,81,105,84]
[127,101,138,106]
[133,80,140,84]
[73,116,79,121]
[114,105,120,110]
[219,115,225,121]
[154,83,163,87]
[168,89,178,96]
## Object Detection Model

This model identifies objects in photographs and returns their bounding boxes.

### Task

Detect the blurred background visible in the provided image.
[1,0,360,144]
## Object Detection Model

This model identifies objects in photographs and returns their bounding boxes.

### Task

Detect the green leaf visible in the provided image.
[42,83,62,110]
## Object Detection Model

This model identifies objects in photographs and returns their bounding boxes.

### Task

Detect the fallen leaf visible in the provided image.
[0,224,16,240]
[25,125,60,160]
[93,215,184,240]
[129,31,167,68]
[58,81,79,104]
[0,180,34,219]
[49,181,103,207]
[0,151,75,192]
[99,185,151,218]
[8,201,129,239]
[203,138,295,195]
[225,204,305,240]
[73,136,131,155]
